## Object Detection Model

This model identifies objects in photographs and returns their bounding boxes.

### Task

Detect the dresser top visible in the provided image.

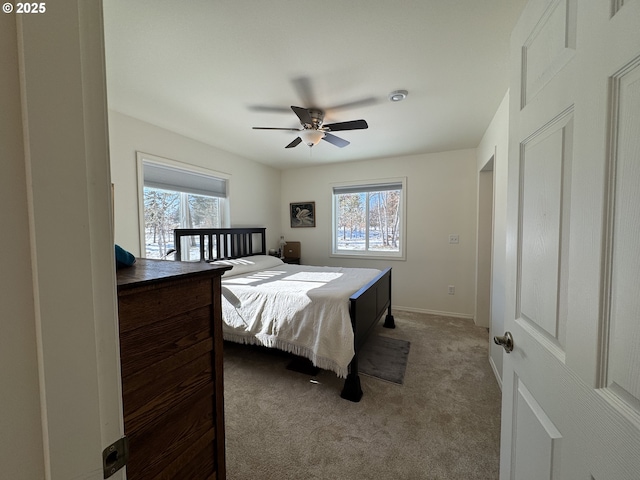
[117,258,231,290]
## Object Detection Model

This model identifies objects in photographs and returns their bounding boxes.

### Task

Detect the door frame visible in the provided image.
[475,154,496,330]
[17,2,125,478]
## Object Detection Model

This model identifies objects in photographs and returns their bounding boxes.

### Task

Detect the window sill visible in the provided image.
[330,251,406,261]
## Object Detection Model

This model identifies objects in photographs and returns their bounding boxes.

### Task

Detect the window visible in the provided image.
[138,154,229,259]
[332,178,406,259]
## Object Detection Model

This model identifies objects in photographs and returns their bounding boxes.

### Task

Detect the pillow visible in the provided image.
[211,255,284,277]
[115,244,136,269]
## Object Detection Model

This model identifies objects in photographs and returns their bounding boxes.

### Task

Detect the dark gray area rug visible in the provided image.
[358,335,410,384]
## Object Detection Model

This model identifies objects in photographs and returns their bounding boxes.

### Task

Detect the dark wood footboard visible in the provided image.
[341,267,395,402]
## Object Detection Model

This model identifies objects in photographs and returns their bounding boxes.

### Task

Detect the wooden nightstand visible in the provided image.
[283,241,301,265]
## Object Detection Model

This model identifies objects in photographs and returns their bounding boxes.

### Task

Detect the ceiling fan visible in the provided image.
[252,106,369,149]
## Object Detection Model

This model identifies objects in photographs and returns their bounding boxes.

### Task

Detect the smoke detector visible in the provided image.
[388,90,408,102]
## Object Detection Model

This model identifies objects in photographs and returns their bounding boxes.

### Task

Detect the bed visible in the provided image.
[174,227,395,402]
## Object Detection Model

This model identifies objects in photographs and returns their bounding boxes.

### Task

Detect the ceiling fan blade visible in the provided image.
[285,137,302,148]
[326,97,379,111]
[322,133,350,148]
[324,119,368,131]
[253,127,302,131]
[291,76,316,107]
[248,105,292,114]
[291,106,313,125]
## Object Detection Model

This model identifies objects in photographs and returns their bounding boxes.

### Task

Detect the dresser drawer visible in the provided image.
[118,277,212,333]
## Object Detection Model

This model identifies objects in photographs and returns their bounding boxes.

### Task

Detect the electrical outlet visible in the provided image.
[449,234,459,244]
[448,285,455,295]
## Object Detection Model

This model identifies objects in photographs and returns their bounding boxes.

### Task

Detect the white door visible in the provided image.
[500,0,640,478]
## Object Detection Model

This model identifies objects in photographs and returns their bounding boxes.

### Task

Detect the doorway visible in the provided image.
[475,155,494,329]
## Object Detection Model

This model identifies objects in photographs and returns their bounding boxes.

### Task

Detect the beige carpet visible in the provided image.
[223,310,502,480]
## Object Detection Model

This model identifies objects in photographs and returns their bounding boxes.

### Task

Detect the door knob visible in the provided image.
[494,332,514,353]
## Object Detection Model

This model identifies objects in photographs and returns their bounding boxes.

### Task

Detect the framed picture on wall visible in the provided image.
[290,201,315,228]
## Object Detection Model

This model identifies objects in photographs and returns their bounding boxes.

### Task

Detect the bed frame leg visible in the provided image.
[340,373,363,402]
[383,307,395,329]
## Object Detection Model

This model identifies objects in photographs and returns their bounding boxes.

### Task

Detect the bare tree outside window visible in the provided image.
[369,190,400,251]
[334,186,402,255]
[144,187,222,259]
[338,193,365,250]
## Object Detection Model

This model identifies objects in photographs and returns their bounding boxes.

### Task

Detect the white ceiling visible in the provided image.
[103,0,527,170]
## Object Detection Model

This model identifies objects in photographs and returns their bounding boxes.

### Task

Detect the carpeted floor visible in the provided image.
[222,310,502,480]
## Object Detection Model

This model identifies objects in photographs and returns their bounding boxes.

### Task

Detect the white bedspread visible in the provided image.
[220,264,381,378]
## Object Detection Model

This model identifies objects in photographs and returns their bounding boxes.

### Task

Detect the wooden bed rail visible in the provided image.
[350,267,395,348]
[174,227,266,261]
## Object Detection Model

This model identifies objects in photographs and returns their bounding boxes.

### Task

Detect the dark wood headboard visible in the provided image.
[174,227,266,262]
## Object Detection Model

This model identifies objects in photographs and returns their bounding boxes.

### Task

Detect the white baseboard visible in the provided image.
[489,355,503,391]
[393,305,475,321]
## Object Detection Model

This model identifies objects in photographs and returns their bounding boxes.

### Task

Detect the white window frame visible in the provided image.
[136,152,230,258]
[331,177,406,261]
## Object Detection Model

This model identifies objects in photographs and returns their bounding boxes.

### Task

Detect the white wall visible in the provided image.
[476,91,510,386]
[280,150,478,317]
[108,111,282,254]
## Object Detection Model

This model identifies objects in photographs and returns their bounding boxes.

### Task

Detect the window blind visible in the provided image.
[143,162,227,198]
[333,182,402,195]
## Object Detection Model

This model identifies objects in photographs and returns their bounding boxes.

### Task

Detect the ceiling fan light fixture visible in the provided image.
[300,129,325,147]
[389,89,408,102]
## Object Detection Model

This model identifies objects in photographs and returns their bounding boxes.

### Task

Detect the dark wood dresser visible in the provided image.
[117,259,231,480]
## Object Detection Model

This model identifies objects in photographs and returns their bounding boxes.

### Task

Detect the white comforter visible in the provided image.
[216,258,380,378]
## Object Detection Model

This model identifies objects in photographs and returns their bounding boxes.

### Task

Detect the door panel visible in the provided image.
[606,58,640,410]
[519,112,573,349]
[512,377,562,480]
[501,0,640,478]
[521,0,577,106]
